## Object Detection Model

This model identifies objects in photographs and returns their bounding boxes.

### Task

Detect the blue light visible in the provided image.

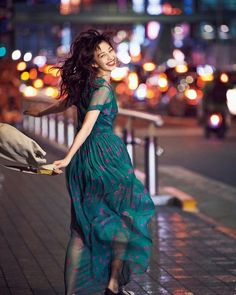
[132,0,145,13]
[184,0,193,14]
[0,46,7,57]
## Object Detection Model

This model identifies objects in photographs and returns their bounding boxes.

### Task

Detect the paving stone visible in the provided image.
[1,146,236,295]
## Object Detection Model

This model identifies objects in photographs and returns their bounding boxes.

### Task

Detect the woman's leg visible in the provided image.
[107,238,127,293]
[107,258,123,293]
[64,229,84,295]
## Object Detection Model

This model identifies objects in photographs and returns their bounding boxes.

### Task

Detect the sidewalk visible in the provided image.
[159,165,236,231]
[0,145,236,294]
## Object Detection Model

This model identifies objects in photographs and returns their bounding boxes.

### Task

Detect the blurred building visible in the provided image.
[1,1,234,68]
[1,0,236,118]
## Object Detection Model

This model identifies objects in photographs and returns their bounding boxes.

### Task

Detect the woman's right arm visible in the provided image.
[24,98,71,117]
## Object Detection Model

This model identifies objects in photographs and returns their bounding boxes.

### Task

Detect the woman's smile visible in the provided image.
[106,59,116,66]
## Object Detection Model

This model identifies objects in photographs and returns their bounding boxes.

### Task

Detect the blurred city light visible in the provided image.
[172,24,189,48]
[117,42,131,64]
[60,0,81,15]
[43,74,55,84]
[23,52,32,62]
[23,86,38,97]
[197,65,214,81]
[111,67,129,81]
[61,26,71,53]
[220,73,229,83]
[201,23,215,39]
[184,0,193,14]
[0,46,7,57]
[184,89,197,100]
[175,63,188,73]
[197,65,214,76]
[220,24,229,33]
[143,62,156,72]
[157,76,168,88]
[132,25,145,44]
[114,30,128,43]
[226,89,236,115]
[167,58,177,68]
[186,75,194,84]
[29,68,38,80]
[162,3,172,15]
[209,113,222,128]
[157,74,168,92]
[128,72,139,90]
[45,87,59,98]
[17,61,27,71]
[147,74,158,86]
[219,24,230,39]
[117,52,131,64]
[135,83,147,100]
[33,79,44,89]
[204,24,214,33]
[33,56,47,67]
[147,21,160,40]
[12,50,21,60]
[173,49,185,62]
[129,41,141,57]
[132,0,145,13]
[20,71,30,81]
[146,89,155,99]
[147,0,162,15]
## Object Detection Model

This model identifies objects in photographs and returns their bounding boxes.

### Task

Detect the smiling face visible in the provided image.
[93,41,117,76]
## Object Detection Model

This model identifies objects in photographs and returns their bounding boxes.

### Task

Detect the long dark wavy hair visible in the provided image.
[56,29,114,108]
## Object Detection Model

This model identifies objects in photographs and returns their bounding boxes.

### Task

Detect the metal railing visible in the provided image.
[22,98,164,196]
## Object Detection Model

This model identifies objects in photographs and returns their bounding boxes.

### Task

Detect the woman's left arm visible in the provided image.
[53,109,100,171]
[53,84,110,172]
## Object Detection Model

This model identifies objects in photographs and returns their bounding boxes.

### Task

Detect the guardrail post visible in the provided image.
[122,117,135,165]
[49,113,56,141]
[145,135,158,196]
[57,114,65,145]
[42,115,48,138]
[145,122,159,196]
[67,117,75,147]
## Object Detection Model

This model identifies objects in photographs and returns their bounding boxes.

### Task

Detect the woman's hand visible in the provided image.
[53,156,71,173]
[23,104,42,117]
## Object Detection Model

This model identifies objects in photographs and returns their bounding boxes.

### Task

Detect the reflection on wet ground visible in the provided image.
[0,165,236,294]
[125,207,236,294]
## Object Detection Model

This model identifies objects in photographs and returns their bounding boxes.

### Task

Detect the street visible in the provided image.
[158,119,236,188]
[116,116,236,188]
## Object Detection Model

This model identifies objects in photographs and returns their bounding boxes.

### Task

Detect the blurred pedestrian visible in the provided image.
[24,29,155,295]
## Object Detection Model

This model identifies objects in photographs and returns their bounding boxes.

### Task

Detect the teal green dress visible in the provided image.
[64,77,156,295]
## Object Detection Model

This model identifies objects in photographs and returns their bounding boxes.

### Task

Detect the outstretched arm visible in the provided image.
[24,98,72,117]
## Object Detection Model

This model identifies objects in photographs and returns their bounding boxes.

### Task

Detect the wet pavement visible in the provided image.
[0,144,236,294]
[159,165,236,231]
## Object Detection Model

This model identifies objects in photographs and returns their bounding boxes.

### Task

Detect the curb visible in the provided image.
[197,212,236,240]
[161,186,198,213]
[134,169,198,213]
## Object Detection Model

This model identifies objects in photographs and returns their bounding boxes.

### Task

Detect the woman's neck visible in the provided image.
[97,71,111,83]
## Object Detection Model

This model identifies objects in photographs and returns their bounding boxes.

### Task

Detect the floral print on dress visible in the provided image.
[64,77,156,295]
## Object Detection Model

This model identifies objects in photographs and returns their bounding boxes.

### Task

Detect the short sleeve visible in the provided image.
[86,85,110,112]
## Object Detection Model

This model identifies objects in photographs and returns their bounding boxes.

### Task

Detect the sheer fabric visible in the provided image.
[64,77,155,295]
[86,85,111,112]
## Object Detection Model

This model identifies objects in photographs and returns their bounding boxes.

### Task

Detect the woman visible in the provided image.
[25,29,156,295]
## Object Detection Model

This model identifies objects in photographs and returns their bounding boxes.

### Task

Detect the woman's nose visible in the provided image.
[108,53,114,61]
